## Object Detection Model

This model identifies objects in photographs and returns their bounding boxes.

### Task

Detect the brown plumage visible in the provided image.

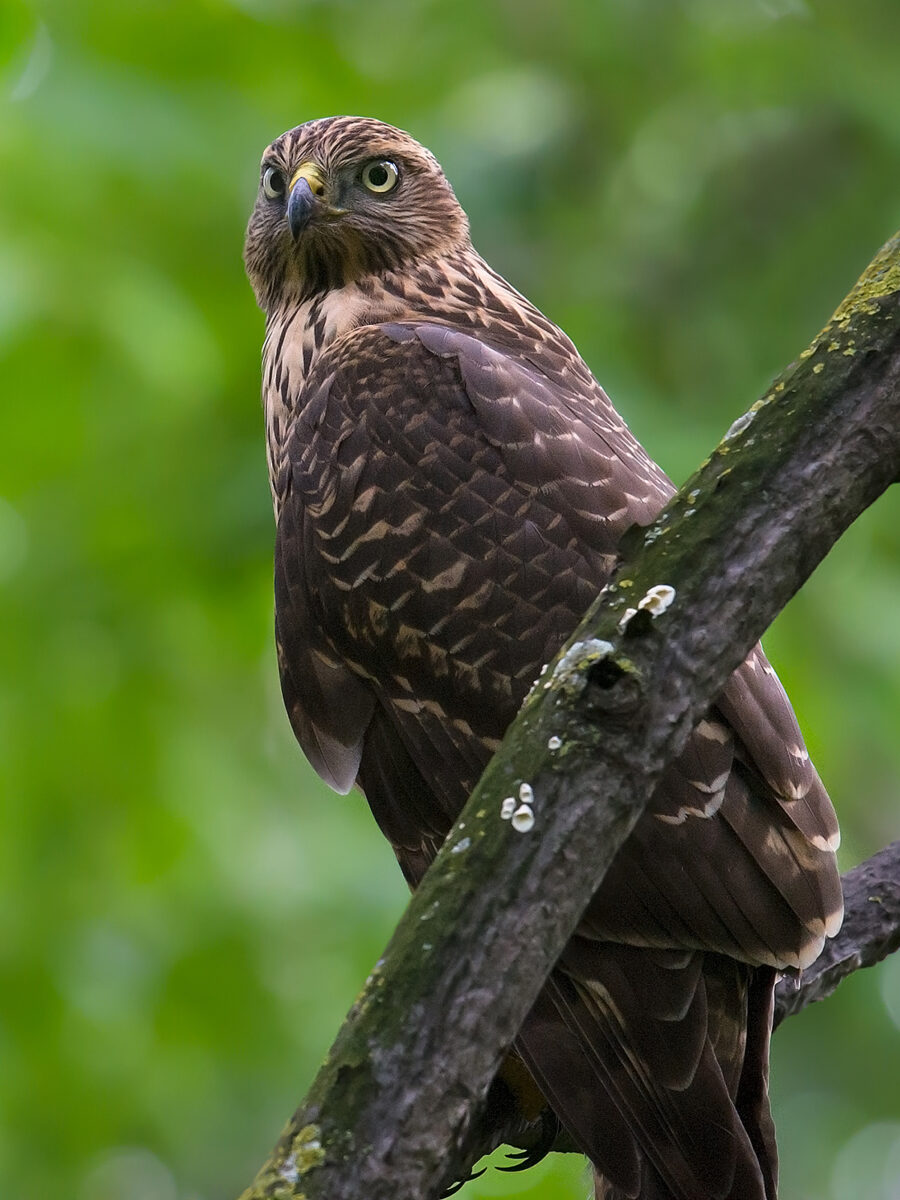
[244,116,843,1199]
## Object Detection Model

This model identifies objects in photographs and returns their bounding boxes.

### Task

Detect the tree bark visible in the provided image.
[238,234,900,1200]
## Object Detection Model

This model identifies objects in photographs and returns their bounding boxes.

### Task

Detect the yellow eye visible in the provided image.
[361,160,400,194]
[262,166,286,200]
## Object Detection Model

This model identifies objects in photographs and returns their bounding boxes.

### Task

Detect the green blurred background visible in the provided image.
[2,1,900,1197]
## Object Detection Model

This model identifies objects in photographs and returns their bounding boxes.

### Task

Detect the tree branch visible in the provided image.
[238,234,900,1200]
[773,839,900,1026]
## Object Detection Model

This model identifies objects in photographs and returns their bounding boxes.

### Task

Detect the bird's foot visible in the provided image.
[497,1108,561,1172]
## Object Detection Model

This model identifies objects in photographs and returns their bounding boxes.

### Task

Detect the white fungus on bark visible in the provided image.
[637,584,676,616]
[511,806,535,832]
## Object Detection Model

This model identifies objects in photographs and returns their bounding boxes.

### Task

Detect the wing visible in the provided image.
[274,319,841,1196]
[275,319,667,835]
[274,531,373,793]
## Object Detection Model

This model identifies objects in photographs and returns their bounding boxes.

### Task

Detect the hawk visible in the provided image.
[244,116,843,1200]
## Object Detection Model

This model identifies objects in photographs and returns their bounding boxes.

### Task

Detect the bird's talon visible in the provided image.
[440,1166,487,1196]
[497,1152,541,1173]
[497,1109,560,1172]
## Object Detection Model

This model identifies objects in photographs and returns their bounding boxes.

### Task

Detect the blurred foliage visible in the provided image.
[1,1,900,1198]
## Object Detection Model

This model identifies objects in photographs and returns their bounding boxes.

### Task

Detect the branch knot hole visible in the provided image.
[587,658,626,690]
[583,656,643,718]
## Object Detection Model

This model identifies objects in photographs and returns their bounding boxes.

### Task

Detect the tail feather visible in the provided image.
[734,968,778,1200]
[516,946,777,1200]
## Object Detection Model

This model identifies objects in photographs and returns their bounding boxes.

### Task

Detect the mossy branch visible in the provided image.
[238,233,900,1200]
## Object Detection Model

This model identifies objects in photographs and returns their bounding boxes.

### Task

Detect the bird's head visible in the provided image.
[244,116,471,310]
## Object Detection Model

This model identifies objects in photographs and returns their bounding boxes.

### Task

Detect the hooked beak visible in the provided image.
[288,175,317,240]
[287,162,346,240]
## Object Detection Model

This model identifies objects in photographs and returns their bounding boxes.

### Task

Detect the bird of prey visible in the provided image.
[244,116,843,1200]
